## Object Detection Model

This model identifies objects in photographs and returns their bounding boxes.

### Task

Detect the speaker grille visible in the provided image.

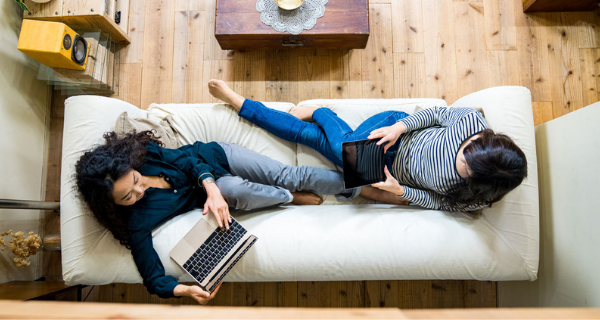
[63,34,72,50]
[71,36,87,65]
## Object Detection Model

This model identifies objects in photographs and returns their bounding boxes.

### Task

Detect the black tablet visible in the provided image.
[341,139,386,189]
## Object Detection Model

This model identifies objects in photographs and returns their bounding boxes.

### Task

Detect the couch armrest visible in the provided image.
[452,86,539,279]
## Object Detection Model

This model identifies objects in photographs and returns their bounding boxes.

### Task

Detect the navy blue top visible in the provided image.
[119,141,229,298]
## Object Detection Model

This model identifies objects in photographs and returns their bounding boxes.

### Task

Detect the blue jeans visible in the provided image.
[238,99,409,167]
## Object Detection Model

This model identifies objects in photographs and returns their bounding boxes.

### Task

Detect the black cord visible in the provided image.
[82,285,95,302]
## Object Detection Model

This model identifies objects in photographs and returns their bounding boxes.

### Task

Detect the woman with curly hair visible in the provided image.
[74,130,359,304]
[207,79,528,213]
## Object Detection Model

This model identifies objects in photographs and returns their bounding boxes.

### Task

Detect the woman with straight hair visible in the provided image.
[207,79,528,213]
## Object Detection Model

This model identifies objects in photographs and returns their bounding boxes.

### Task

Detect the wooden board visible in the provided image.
[523,0,598,12]
[0,281,71,300]
[215,0,369,50]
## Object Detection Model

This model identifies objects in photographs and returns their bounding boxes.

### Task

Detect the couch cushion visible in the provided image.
[146,102,297,166]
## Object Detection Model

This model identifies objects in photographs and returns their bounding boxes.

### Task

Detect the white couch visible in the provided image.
[60,86,539,286]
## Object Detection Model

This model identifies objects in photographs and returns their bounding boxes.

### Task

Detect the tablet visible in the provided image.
[341,138,386,189]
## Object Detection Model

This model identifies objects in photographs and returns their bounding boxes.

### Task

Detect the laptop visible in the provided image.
[170,214,257,293]
[342,138,386,189]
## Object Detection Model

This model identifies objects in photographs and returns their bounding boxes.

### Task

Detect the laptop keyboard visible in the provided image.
[183,219,247,282]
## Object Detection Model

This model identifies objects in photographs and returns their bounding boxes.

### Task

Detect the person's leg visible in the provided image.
[209,79,341,166]
[218,142,360,200]
[216,175,292,210]
[300,109,410,158]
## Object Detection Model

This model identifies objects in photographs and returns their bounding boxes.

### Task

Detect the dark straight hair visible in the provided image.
[447,129,528,213]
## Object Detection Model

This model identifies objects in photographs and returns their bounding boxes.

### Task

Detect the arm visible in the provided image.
[129,231,220,304]
[149,143,231,229]
[129,231,181,299]
[368,107,484,152]
[398,106,483,133]
[402,187,487,212]
[371,167,486,212]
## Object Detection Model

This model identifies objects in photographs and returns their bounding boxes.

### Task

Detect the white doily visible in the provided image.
[256,0,329,35]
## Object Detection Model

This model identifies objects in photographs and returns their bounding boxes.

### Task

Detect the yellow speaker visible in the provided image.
[17,20,89,71]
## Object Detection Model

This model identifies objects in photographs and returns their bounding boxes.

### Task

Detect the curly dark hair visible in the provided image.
[74,130,163,249]
[446,129,528,215]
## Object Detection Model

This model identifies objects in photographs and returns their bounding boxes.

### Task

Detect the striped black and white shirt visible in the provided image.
[392,106,488,212]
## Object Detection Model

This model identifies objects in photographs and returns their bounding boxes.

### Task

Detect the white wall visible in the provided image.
[0,1,50,283]
[499,103,600,307]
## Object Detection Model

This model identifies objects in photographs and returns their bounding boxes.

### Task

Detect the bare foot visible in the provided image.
[360,186,409,205]
[208,79,246,111]
[289,105,320,122]
[291,191,324,205]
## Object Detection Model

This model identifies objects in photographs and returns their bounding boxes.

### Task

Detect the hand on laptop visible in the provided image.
[174,283,222,305]
[203,181,232,231]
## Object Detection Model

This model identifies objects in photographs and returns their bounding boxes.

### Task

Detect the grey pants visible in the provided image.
[216,142,359,210]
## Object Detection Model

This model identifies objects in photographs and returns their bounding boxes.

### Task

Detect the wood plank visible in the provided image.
[233,51,267,101]
[579,48,600,108]
[185,11,206,104]
[202,59,235,103]
[483,0,517,51]
[398,281,432,309]
[362,4,394,98]
[487,50,521,87]
[365,281,399,308]
[22,0,62,18]
[577,11,600,49]
[422,0,458,103]
[140,0,176,107]
[265,50,299,103]
[404,308,600,319]
[393,53,425,98]
[0,300,408,319]
[391,0,424,53]
[0,281,70,300]
[205,0,235,60]
[263,282,298,307]
[298,281,331,308]
[231,282,265,307]
[329,50,350,99]
[298,54,331,100]
[463,281,496,308]
[112,63,143,108]
[172,10,190,103]
[121,0,145,63]
[209,282,233,306]
[532,102,554,126]
[523,0,598,12]
[115,0,131,36]
[453,2,489,98]
[348,49,363,99]
[329,281,364,308]
[515,11,553,103]
[547,12,584,116]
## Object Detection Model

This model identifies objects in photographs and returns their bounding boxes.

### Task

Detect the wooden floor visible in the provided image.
[43,0,600,308]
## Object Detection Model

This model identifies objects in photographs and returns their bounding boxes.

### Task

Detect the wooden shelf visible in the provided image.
[22,0,131,44]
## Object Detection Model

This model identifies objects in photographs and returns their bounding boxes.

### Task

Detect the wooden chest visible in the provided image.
[215,0,369,50]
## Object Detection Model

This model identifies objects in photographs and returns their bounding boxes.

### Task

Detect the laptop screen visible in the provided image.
[342,139,386,189]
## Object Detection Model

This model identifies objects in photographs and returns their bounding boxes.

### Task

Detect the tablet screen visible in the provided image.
[342,139,386,189]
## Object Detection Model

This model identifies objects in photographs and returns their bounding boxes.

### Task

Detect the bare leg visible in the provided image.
[291,191,324,205]
[360,186,409,205]
[208,79,245,111]
[289,105,320,121]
